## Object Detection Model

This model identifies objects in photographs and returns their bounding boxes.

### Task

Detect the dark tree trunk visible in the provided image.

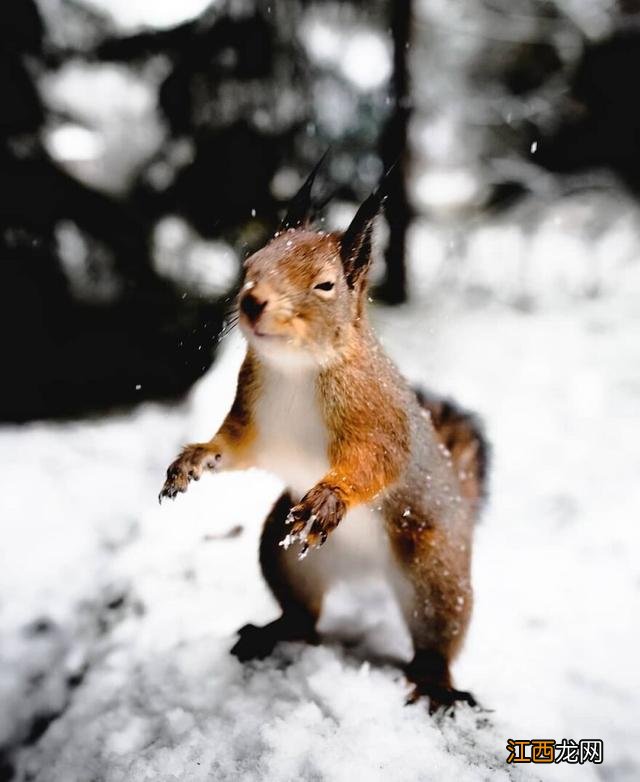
[378,0,412,305]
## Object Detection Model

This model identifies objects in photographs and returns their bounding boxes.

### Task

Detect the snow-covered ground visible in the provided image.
[2,219,640,781]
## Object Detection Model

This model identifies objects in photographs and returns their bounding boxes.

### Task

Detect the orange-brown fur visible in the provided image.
[160,204,488,712]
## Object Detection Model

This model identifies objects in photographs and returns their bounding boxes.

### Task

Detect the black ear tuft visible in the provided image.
[280,149,330,231]
[340,165,394,287]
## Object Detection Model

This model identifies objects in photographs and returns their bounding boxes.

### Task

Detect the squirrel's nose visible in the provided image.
[240,292,268,323]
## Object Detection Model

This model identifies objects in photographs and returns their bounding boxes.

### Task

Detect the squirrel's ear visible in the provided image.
[340,168,391,288]
[280,149,329,231]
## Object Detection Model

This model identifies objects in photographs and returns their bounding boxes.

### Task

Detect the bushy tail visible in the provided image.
[415,388,490,511]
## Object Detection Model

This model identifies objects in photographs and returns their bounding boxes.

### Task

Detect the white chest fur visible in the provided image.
[251,361,414,662]
[252,364,329,500]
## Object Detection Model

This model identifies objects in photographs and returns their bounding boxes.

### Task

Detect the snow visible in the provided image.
[56,221,123,303]
[413,169,483,215]
[340,31,392,91]
[2,219,640,780]
[40,61,166,195]
[153,216,239,297]
[300,17,392,92]
[76,0,217,32]
[44,124,106,163]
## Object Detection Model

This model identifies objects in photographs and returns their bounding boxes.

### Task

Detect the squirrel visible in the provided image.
[159,159,489,713]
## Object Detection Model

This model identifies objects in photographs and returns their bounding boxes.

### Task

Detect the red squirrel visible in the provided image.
[159,161,488,712]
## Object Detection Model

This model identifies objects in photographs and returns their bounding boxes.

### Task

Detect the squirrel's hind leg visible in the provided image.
[230,492,319,662]
[386,520,477,714]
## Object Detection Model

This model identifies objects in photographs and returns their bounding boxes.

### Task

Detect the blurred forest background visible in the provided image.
[3,0,640,422]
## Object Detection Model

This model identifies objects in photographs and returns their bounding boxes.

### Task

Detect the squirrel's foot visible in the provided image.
[230,614,318,662]
[405,682,478,715]
[159,445,220,502]
[404,649,480,716]
[230,623,280,662]
[284,484,346,557]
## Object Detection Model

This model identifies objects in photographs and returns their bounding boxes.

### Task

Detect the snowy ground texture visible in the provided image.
[2,220,640,781]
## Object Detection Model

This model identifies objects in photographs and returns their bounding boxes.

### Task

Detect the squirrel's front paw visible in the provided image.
[159,445,220,502]
[283,484,346,557]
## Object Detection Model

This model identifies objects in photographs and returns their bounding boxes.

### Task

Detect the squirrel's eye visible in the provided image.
[314,281,335,291]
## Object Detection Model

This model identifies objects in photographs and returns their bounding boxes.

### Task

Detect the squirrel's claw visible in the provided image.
[158,472,188,503]
[158,446,220,504]
[283,484,346,556]
[405,683,480,716]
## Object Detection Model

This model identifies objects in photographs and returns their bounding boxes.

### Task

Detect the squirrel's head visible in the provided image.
[239,156,387,369]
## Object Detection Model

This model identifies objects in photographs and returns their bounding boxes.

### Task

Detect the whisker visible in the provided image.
[220,316,239,331]
[216,308,241,343]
